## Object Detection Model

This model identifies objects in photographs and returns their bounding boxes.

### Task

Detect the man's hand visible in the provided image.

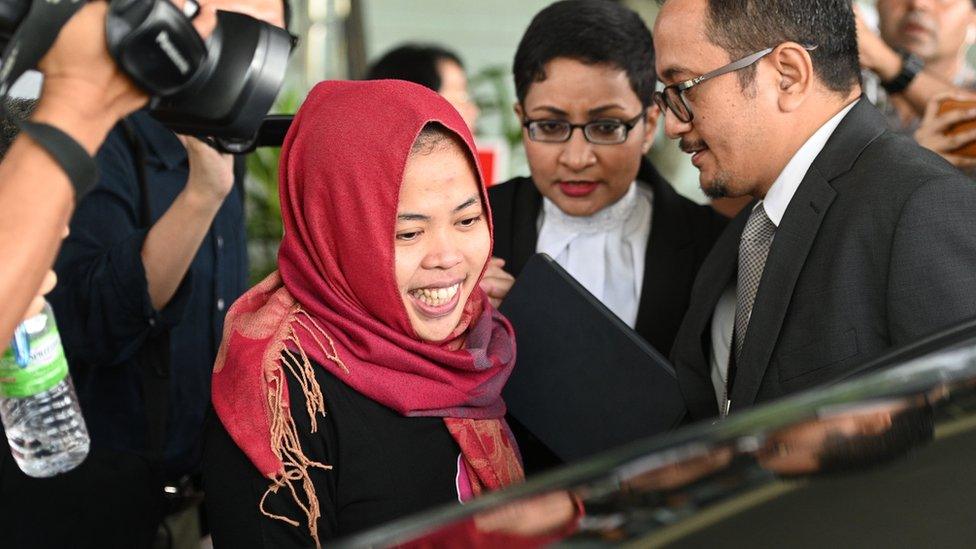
[914,92,976,169]
[142,137,233,311]
[480,257,515,309]
[854,5,901,81]
[179,136,235,205]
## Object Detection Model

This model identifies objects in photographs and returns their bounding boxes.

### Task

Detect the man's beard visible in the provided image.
[701,171,733,199]
[681,137,737,199]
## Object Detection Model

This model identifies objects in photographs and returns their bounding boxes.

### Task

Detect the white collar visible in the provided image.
[541,182,640,234]
[535,182,653,327]
[762,101,857,227]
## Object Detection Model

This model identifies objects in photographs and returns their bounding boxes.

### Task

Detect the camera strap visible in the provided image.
[0,0,97,198]
[120,118,172,466]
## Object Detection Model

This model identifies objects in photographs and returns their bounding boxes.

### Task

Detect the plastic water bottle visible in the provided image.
[0,301,89,477]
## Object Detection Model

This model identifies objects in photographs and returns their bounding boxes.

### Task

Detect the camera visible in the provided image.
[0,0,292,139]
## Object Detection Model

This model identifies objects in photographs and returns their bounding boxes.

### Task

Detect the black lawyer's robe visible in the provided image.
[488,159,726,473]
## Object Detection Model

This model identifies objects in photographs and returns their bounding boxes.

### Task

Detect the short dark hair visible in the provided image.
[690,0,860,94]
[366,44,464,93]
[0,98,35,159]
[513,0,656,107]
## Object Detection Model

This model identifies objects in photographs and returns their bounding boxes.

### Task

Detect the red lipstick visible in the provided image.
[558,181,599,198]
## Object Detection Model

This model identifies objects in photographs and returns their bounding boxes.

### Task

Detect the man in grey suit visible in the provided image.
[654,0,976,421]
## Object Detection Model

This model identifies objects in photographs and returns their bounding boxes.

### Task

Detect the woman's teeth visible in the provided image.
[410,283,460,307]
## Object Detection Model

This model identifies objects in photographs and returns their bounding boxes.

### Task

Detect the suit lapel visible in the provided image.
[730,98,884,408]
[730,172,836,408]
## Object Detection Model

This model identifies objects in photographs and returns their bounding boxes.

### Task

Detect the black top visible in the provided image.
[204,358,463,546]
[48,111,249,477]
[488,158,726,358]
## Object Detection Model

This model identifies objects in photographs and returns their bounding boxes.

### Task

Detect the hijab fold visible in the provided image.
[212,80,523,548]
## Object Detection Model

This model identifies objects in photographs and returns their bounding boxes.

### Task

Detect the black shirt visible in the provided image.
[204,358,463,546]
[49,111,248,477]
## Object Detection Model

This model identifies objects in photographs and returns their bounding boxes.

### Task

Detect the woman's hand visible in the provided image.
[853,5,901,81]
[480,257,515,308]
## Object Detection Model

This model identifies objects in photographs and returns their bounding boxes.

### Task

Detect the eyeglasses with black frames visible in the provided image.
[522,112,646,145]
[653,44,817,123]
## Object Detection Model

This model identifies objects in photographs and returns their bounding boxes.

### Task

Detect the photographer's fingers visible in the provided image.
[944,154,976,169]
[180,135,236,201]
[194,0,286,30]
[942,127,976,151]
[929,106,976,133]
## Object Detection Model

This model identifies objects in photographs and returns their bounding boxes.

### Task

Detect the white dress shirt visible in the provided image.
[536,182,653,328]
[709,101,857,409]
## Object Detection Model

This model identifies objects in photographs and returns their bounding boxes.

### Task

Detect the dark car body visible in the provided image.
[336,318,976,548]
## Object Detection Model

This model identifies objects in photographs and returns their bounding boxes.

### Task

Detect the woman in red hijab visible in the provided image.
[203,80,523,547]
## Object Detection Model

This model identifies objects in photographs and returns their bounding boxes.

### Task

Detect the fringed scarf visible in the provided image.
[212,80,523,547]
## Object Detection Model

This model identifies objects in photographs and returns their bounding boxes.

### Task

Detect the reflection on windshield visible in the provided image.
[337,338,976,548]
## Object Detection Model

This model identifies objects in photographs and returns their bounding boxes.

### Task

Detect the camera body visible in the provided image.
[0,0,292,139]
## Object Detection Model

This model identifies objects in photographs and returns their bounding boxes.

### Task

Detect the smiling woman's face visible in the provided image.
[395,136,490,342]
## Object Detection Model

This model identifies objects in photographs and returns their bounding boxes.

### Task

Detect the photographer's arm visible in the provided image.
[142,137,234,310]
[855,6,974,115]
[0,3,146,344]
[860,38,969,115]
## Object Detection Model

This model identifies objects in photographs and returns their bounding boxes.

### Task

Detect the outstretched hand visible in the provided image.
[480,257,515,309]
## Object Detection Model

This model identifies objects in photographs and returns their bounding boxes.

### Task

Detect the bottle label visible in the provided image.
[0,332,69,398]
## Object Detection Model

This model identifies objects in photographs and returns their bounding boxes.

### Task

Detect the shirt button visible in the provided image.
[216,236,224,249]
[217,298,225,311]
[148,318,157,327]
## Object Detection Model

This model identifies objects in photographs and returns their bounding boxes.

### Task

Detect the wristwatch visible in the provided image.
[881,50,925,94]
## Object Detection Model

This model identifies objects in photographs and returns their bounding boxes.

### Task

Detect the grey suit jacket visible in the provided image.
[670,98,976,421]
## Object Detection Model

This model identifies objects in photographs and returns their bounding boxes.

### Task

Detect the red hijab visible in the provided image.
[211,80,523,546]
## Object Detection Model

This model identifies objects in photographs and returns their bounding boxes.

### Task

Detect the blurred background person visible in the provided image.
[364,43,511,186]
[857,0,976,168]
[366,43,479,131]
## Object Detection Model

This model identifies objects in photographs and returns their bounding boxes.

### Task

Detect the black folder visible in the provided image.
[500,254,685,463]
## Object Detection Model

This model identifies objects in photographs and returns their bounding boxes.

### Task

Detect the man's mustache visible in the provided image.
[680,139,708,153]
